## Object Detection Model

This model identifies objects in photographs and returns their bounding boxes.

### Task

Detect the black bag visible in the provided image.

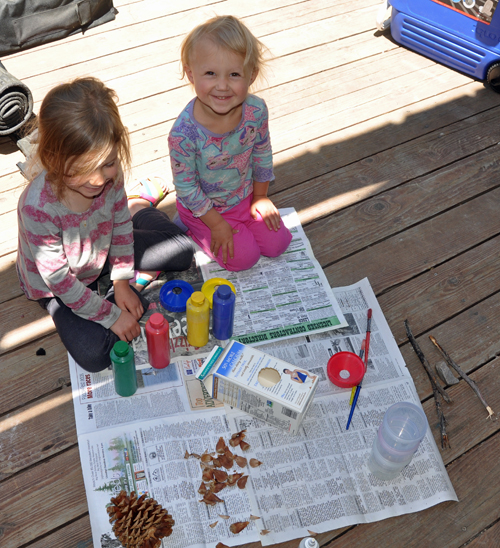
[0,0,117,56]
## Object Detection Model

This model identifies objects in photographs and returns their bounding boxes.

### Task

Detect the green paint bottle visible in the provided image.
[110,341,137,397]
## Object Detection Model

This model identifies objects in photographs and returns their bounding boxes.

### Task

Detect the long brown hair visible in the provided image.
[35,77,131,198]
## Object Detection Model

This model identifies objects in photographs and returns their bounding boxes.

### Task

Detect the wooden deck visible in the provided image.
[1,0,500,546]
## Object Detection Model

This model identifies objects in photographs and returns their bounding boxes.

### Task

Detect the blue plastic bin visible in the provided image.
[389,0,500,91]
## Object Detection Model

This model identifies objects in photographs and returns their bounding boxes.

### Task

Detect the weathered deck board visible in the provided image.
[2,0,500,546]
[0,447,88,548]
[326,189,500,293]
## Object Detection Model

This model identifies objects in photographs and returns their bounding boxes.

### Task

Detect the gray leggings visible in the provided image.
[40,207,194,372]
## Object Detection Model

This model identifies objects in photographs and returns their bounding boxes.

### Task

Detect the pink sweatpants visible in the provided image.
[177,194,292,271]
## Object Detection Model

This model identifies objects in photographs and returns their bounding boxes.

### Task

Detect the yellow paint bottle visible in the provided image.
[186,291,209,347]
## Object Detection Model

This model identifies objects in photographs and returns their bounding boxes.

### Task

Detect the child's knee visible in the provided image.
[262,226,292,258]
[222,247,261,271]
[216,236,261,271]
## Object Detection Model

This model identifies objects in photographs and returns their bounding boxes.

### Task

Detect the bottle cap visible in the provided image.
[201,277,236,308]
[191,291,206,306]
[216,285,232,300]
[113,340,130,357]
[149,312,165,329]
[159,279,194,312]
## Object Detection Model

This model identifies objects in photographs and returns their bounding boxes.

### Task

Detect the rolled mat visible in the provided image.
[0,61,33,136]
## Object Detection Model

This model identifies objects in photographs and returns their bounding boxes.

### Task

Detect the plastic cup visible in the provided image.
[368,401,428,480]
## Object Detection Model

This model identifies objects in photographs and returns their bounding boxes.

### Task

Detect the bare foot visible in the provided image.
[127,176,171,217]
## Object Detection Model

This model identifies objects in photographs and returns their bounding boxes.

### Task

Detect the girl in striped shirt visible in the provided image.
[17,77,193,372]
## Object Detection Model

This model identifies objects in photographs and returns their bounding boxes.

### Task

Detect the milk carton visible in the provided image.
[196,341,318,434]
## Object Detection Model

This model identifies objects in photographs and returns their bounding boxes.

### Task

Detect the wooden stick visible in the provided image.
[404,320,451,448]
[429,335,495,420]
[404,321,452,404]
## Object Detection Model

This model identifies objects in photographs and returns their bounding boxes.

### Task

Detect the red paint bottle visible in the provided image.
[145,313,170,369]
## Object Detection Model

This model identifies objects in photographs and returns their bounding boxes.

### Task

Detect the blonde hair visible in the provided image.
[34,77,131,198]
[181,15,267,81]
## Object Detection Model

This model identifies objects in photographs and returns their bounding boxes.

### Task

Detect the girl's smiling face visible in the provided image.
[63,145,119,200]
[184,38,257,125]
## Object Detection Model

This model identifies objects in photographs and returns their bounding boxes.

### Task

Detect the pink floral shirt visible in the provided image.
[168,94,274,217]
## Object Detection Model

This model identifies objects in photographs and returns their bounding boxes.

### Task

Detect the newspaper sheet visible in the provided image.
[71,279,457,548]
[198,209,348,345]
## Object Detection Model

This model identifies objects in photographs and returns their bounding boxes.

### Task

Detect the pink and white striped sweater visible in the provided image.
[17,170,135,329]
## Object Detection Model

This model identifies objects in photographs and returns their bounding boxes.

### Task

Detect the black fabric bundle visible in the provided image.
[0,1,117,56]
[0,61,33,136]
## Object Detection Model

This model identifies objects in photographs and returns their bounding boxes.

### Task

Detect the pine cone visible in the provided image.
[107,491,175,548]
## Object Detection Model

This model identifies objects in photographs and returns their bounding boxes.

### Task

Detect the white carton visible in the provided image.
[196,341,318,434]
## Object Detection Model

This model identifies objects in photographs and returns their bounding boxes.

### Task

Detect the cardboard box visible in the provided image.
[196,341,318,434]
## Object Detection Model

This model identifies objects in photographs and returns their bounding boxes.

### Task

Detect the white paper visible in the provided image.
[71,271,457,548]
[199,209,348,345]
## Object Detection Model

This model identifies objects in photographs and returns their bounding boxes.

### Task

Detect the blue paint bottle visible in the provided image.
[212,284,235,341]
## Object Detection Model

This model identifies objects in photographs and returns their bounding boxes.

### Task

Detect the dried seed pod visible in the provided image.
[218,454,233,469]
[216,543,230,548]
[229,521,249,534]
[260,529,271,535]
[239,440,251,451]
[184,450,190,459]
[203,493,224,506]
[250,515,260,520]
[213,469,228,483]
[231,429,246,439]
[216,437,226,454]
[250,458,262,468]
[227,473,243,486]
[198,482,208,495]
[229,435,242,447]
[224,447,234,460]
[234,455,247,468]
[201,452,212,464]
[237,475,248,489]
[202,467,214,482]
[107,490,174,548]
[209,521,218,528]
[191,453,201,459]
[212,457,221,467]
[218,514,230,520]
[212,482,226,493]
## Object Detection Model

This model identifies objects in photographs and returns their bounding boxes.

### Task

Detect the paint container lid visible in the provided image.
[327,352,366,388]
[159,280,194,312]
[201,277,236,308]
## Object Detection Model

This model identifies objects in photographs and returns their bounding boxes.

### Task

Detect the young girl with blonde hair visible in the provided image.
[17,77,194,372]
[169,15,292,271]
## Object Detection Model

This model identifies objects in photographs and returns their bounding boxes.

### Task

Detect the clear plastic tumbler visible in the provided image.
[368,401,428,481]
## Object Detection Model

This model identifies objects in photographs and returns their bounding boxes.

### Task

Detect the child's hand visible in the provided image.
[110,310,141,342]
[250,196,281,231]
[211,218,238,264]
[114,280,144,320]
